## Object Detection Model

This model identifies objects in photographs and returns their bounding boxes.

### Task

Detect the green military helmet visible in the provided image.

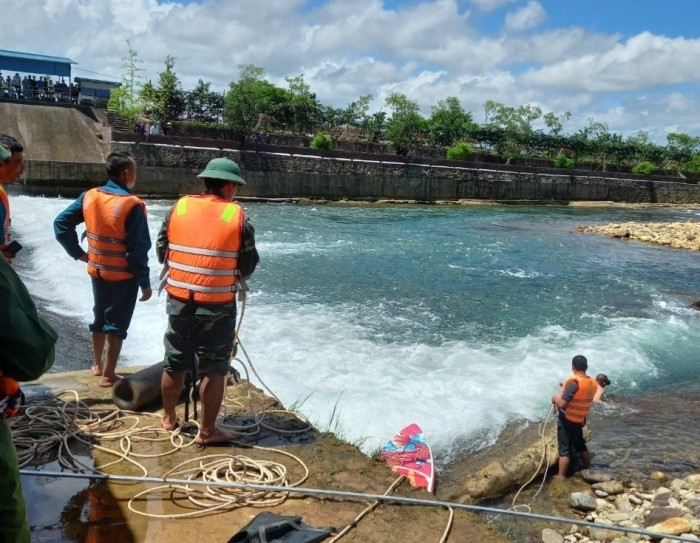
[0,144,10,162]
[197,157,246,185]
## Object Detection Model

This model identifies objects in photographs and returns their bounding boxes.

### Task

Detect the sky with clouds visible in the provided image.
[2,0,700,142]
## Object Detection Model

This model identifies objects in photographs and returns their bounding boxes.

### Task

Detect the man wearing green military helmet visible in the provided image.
[157,157,259,444]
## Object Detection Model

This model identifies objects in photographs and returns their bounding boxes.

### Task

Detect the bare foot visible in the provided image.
[195,426,238,445]
[552,475,566,481]
[91,364,103,376]
[99,374,122,388]
[161,413,179,432]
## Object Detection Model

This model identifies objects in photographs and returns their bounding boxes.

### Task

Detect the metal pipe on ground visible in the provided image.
[112,362,163,411]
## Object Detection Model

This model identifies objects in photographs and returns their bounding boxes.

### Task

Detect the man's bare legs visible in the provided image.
[161,370,185,431]
[196,372,236,444]
[554,455,570,480]
[91,332,106,376]
[581,450,591,469]
[99,335,123,387]
[160,370,236,444]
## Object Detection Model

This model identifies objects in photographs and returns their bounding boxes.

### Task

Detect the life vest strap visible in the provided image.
[168,242,239,259]
[166,277,238,294]
[88,262,131,273]
[86,231,126,245]
[167,260,240,277]
[88,247,127,258]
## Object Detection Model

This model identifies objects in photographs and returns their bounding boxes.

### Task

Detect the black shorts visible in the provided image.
[557,414,587,457]
[89,277,139,339]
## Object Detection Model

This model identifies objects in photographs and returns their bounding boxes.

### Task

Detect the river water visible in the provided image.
[11,195,700,473]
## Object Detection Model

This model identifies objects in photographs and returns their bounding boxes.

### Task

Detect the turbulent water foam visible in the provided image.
[11,196,700,455]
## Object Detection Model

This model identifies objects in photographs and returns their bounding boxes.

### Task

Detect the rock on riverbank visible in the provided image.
[554,471,700,542]
[577,221,700,251]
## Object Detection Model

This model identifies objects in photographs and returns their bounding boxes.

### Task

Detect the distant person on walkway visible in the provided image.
[157,157,259,444]
[0,135,25,260]
[0,142,58,543]
[54,151,152,387]
[150,121,162,135]
[593,373,611,404]
[20,75,28,99]
[551,354,598,479]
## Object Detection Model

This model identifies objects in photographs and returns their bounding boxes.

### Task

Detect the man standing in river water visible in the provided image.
[54,151,152,387]
[157,157,258,444]
[551,354,597,479]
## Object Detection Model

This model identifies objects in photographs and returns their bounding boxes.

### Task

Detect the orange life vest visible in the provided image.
[0,377,23,417]
[82,187,144,281]
[165,195,243,304]
[560,374,597,424]
[0,185,11,245]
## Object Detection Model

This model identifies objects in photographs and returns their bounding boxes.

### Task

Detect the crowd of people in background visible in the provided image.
[0,71,79,103]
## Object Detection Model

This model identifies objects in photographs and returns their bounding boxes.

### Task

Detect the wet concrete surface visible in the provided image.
[16,370,510,543]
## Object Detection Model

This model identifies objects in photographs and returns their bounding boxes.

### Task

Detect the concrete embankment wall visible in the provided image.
[0,101,108,163]
[21,141,691,203]
[19,142,700,203]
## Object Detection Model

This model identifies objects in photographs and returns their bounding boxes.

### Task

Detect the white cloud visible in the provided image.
[1,0,699,142]
[521,32,700,93]
[503,1,545,33]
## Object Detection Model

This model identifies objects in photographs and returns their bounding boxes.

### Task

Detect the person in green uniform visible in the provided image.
[0,144,58,543]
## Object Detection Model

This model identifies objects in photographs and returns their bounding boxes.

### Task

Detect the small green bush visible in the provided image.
[681,156,700,175]
[446,141,473,161]
[310,132,332,150]
[554,153,575,169]
[632,161,656,176]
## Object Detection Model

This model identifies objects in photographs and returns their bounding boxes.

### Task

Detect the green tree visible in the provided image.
[285,74,320,134]
[666,133,700,168]
[340,94,373,128]
[682,155,700,175]
[224,65,294,133]
[185,79,223,123]
[483,100,542,159]
[580,118,622,171]
[107,40,144,118]
[152,56,185,123]
[428,97,474,148]
[543,111,571,136]
[385,92,425,151]
[367,111,387,142]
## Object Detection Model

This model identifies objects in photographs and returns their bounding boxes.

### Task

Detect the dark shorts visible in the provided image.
[557,413,587,457]
[89,277,139,339]
[162,295,236,376]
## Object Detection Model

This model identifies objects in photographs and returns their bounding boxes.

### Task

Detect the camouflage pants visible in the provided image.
[163,296,236,376]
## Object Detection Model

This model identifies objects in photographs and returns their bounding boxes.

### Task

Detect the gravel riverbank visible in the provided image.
[577,220,700,251]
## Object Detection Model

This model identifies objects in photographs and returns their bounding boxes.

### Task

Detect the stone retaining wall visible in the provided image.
[16,142,700,203]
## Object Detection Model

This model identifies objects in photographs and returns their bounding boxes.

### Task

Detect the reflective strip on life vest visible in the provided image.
[88,247,129,258]
[167,259,241,276]
[167,242,239,259]
[166,277,238,294]
[85,231,126,245]
[88,262,131,273]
